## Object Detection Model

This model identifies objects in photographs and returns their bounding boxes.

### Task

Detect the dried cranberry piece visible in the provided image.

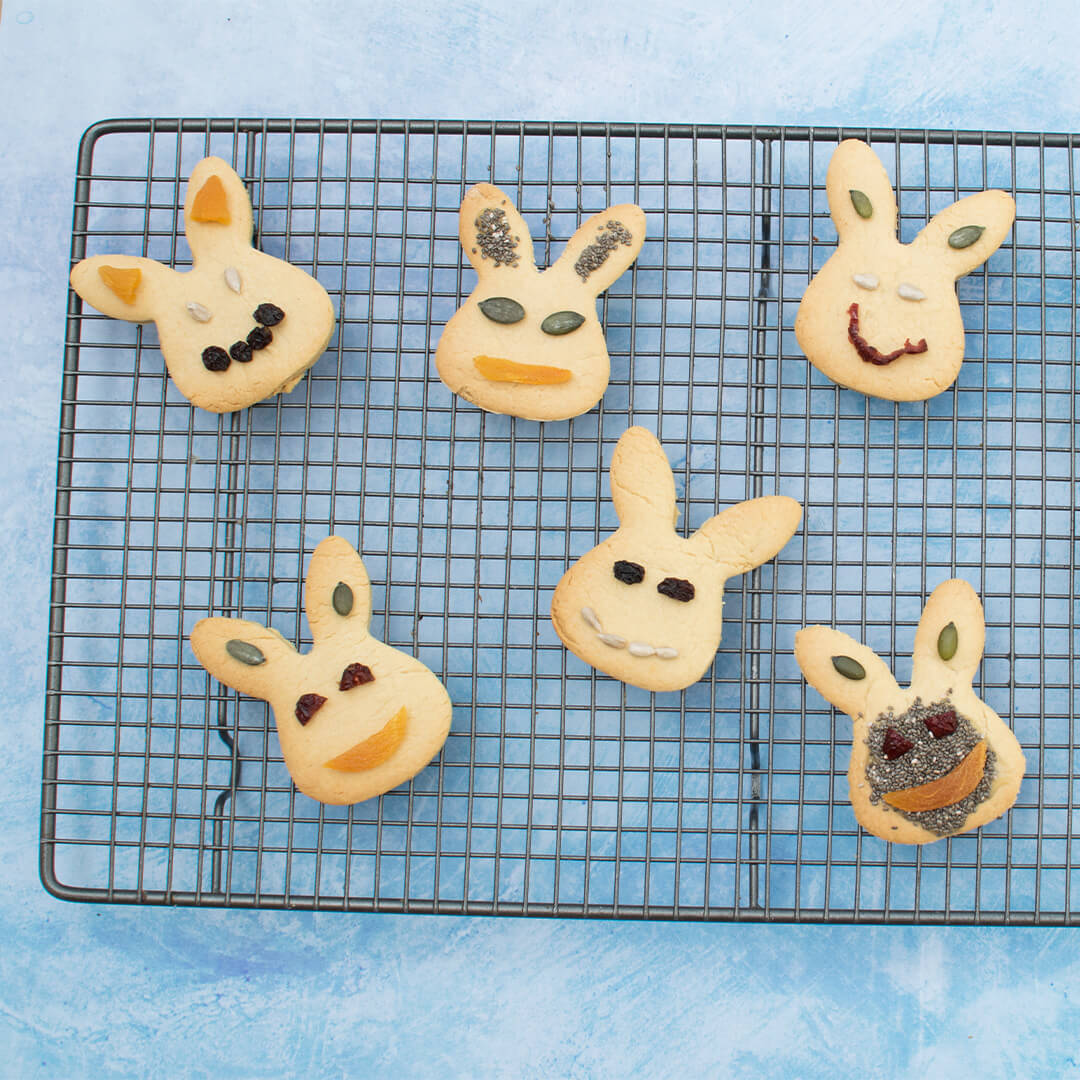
[294,693,326,725]
[924,709,959,739]
[881,727,914,760]
[201,345,230,372]
[657,577,695,603]
[253,302,285,327]
[247,325,273,350]
[339,662,375,691]
[613,560,645,585]
[229,340,253,363]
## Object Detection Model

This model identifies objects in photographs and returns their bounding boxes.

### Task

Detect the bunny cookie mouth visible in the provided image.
[847,302,928,366]
[580,606,679,659]
[473,355,572,385]
[323,706,408,772]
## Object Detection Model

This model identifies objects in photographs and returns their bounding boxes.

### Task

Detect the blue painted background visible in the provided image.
[4,2,1080,1075]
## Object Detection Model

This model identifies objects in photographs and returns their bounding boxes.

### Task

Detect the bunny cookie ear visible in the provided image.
[70,254,174,323]
[190,617,298,700]
[912,190,1016,278]
[302,535,374,644]
[459,183,537,279]
[686,496,802,574]
[795,625,902,719]
[609,426,678,531]
[183,157,256,263]
[550,204,646,294]
[826,139,899,242]
[910,579,986,692]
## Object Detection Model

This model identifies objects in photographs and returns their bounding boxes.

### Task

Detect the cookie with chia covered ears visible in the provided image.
[70,156,335,413]
[436,183,645,421]
[191,537,452,805]
[794,139,1015,401]
[794,580,1025,845]
[550,426,802,692]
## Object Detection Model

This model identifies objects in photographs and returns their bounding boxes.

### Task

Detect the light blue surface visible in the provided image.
[5,2,1080,1076]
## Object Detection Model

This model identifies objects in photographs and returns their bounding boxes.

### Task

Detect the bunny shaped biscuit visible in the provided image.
[551,427,802,692]
[794,140,1015,401]
[70,156,335,413]
[191,537,452,805]
[436,183,645,421]
[795,580,1025,844]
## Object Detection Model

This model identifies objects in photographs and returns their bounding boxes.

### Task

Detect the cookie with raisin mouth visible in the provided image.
[794,139,1015,401]
[794,579,1025,844]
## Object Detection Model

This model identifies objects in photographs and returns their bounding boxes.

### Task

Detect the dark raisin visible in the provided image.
[924,709,959,739]
[881,727,914,760]
[294,693,327,725]
[247,325,273,350]
[339,662,375,691]
[229,340,254,363]
[253,303,285,327]
[201,345,230,372]
[657,577,695,602]
[613,560,645,585]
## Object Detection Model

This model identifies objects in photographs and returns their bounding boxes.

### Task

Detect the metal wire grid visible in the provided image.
[41,119,1079,923]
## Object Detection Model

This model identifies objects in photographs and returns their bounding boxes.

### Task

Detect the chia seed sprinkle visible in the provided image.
[864,696,996,836]
[474,207,520,268]
[574,220,633,281]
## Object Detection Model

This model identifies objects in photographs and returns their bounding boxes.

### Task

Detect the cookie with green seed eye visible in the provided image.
[435,182,646,421]
[794,139,1015,402]
[794,579,1025,845]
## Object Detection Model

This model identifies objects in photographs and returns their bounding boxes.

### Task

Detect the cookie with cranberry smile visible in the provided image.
[795,580,1025,844]
[794,139,1015,401]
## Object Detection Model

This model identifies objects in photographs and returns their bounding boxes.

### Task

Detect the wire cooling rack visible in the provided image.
[43,119,1079,923]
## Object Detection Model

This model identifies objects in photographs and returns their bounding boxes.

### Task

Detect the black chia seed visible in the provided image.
[474,207,520,268]
[574,220,633,281]
[864,696,996,836]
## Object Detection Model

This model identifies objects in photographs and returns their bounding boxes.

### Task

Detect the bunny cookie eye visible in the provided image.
[657,577,695,602]
[295,693,327,726]
[613,560,645,584]
[478,297,525,324]
[541,311,585,336]
[852,273,879,290]
[897,283,926,302]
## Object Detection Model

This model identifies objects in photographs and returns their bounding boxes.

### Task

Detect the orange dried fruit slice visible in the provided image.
[883,740,987,812]
[324,706,407,771]
[98,265,142,305]
[474,355,572,385]
[190,174,230,224]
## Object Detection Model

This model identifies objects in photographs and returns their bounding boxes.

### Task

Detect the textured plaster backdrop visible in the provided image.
[4,1,1080,1076]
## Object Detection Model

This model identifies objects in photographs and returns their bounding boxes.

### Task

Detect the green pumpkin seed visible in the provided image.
[849,189,873,219]
[226,639,265,666]
[947,225,984,249]
[831,654,866,680]
[478,296,525,324]
[332,581,354,616]
[937,621,958,661]
[540,310,585,336]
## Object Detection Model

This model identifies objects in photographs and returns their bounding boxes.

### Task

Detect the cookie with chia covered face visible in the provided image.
[70,156,335,412]
[794,580,1025,844]
[436,183,645,421]
[794,139,1014,401]
[191,537,452,805]
[551,426,802,692]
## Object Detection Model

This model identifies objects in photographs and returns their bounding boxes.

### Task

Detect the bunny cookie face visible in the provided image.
[436,183,645,421]
[191,537,452,805]
[70,157,335,413]
[794,140,1015,401]
[551,427,802,692]
[795,580,1025,844]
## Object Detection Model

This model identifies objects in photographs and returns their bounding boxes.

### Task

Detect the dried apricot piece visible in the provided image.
[324,706,407,771]
[190,174,230,224]
[473,355,572,385]
[98,265,141,305]
[883,741,987,812]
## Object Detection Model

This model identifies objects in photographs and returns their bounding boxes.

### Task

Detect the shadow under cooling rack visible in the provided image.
[42,118,1080,923]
